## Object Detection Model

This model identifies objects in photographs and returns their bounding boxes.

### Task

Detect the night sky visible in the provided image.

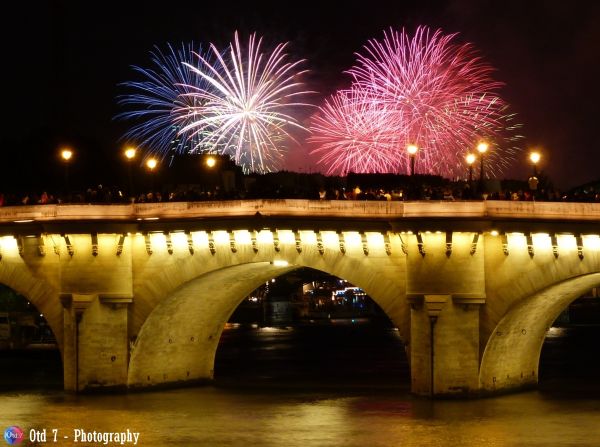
[3,0,599,191]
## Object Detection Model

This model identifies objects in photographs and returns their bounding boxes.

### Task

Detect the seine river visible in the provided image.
[1,324,599,446]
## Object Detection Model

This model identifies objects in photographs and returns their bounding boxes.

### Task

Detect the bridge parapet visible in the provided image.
[2,200,600,227]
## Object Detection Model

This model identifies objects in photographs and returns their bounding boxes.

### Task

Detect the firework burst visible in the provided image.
[176,31,312,173]
[116,43,215,159]
[310,26,521,177]
[309,89,399,175]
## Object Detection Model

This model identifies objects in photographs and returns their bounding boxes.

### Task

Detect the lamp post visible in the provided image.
[465,153,476,196]
[528,151,541,197]
[529,151,541,177]
[477,142,489,194]
[60,148,73,199]
[124,146,137,199]
[204,154,223,193]
[146,157,157,194]
[407,144,419,176]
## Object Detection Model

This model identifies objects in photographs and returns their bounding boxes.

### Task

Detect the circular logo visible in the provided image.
[3,427,24,445]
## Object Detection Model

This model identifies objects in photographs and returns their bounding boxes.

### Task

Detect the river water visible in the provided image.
[1,323,599,446]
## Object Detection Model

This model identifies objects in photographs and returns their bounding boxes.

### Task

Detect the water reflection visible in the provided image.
[2,388,600,446]
[0,324,599,446]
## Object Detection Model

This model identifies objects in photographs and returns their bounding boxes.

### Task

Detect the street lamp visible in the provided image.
[528,151,541,196]
[125,147,137,160]
[124,146,137,198]
[203,154,223,193]
[146,157,157,192]
[146,157,157,171]
[61,148,73,161]
[529,151,541,177]
[205,155,217,168]
[477,141,489,193]
[465,153,476,193]
[407,144,419,176]
[60,148,73,198]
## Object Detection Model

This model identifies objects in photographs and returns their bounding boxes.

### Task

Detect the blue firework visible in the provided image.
[116,43,216,161]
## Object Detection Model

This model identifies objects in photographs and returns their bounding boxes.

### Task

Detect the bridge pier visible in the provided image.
[404,231,487,397]
[409,294,484,397]
[61,294,131,391]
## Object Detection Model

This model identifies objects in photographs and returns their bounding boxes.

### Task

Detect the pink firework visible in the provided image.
[309,89,400,175]
[311,26,521,177]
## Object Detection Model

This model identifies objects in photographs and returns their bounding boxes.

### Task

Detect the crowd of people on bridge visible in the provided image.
[1,178,598,207]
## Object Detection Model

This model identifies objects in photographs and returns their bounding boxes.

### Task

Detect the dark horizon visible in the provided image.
[2,0,599,191]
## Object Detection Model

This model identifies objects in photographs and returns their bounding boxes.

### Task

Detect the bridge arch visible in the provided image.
[0,259,63,354]
[129,231,407,336]
[479,272,600,393]
[128,258,408,389]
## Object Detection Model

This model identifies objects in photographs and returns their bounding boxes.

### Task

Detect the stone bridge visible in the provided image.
[1,199,599,397]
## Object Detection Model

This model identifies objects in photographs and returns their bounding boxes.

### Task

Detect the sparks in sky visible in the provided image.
[175,31,312,173]
[309,89,399,175]
[310,26,522,176]
[116,43,215,161]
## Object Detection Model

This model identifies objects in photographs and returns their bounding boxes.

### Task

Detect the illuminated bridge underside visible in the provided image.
[1,200,600,397]
[128,263,295,387]
[480,273,600,392]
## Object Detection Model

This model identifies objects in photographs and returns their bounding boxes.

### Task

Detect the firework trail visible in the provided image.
[116,43,215,160]
[310,26,521,176]
[176,31,312,173]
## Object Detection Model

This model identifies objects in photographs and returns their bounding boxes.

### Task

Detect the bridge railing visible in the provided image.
[1,200,600,224]
[483,200,600,221]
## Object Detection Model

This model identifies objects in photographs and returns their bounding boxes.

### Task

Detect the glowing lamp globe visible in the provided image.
[206,156,217,168]
[125,147,137,160]
[146,158,158,170]
[477,142,489,154]
[530,151,541,164]
[61,149,73,161]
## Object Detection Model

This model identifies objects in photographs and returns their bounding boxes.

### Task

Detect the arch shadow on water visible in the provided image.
[537,296,600,398]
[214,267,410,392]
[213,324,410,393]
[0,284,62,391]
